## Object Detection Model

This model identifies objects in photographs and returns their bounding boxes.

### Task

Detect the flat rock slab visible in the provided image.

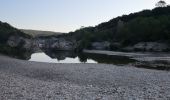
[0,55,170,100]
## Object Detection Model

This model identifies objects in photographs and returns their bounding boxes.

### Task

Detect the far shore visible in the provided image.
[0,54,170,99]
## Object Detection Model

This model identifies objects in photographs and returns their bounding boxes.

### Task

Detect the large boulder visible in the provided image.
[7,35,32,49]
[91,41,110,50]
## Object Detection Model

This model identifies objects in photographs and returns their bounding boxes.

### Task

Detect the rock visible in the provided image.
[7,35,33,50]
[30,37,77,51]
[91,41,110,50]
[22,39,32,49]
[7,36,22,47]
[123,42,169,52]
[50,38,77,51]
[36,39,46,48]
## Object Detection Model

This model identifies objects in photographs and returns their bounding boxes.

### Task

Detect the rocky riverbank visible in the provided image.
[83,50,170,61]
[84,50,170,70]
[0,55,170,99]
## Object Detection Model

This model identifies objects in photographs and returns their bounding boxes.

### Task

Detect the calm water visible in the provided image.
[28,51,136,65]
[29,52,97,63]
[11,50,170,70]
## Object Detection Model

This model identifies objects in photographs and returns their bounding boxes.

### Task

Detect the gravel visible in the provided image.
[0,55,170,100]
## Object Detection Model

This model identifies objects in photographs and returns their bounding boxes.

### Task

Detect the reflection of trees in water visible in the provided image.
[13,49,33,60]
[43,50,77,61]
[19,51,32,60]
[11,51,32,60]
[15,49,170,70]
[16,47,136,65]
[0,45,33,60]
[42,50,136,64]
[78,52,136,65]
[78,53,88,63]
[13,49,170,71]
[83,53,136,65]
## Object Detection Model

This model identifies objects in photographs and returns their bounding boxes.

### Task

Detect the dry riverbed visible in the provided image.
[0,55,170,100]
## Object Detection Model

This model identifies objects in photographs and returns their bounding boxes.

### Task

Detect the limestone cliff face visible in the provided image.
[50,38,77,51]
[6,35,170,53]
[6,36,77,52]
[91,42,110,50]
[35,37,77,51]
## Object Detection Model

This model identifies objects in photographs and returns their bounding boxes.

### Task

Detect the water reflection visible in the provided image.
[29,50,136,64]
[29,52,97,63]
[10,50,32,60]
[78,53,136,65]
[9,49,170,70]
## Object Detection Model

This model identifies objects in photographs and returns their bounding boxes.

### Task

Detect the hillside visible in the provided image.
[64,6,170,51]
[0,21,32,59]
[1,6,170,54]
[21,29,62,38]
[0,22,31,44]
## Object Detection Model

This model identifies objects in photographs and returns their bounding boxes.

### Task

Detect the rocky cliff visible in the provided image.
[35,37,77,51]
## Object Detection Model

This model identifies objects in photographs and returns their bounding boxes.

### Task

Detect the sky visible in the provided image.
[0,0,170,33]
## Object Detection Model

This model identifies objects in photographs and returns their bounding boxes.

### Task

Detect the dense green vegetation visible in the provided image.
[62,6,170,50]
[116,15,170,45]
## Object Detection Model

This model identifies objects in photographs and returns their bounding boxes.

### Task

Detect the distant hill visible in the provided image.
[21,29,63,38]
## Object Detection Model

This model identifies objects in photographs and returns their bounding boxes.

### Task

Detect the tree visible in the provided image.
[156,0,167,7]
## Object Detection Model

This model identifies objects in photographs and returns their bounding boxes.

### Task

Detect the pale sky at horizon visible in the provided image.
[0,0,170,33]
